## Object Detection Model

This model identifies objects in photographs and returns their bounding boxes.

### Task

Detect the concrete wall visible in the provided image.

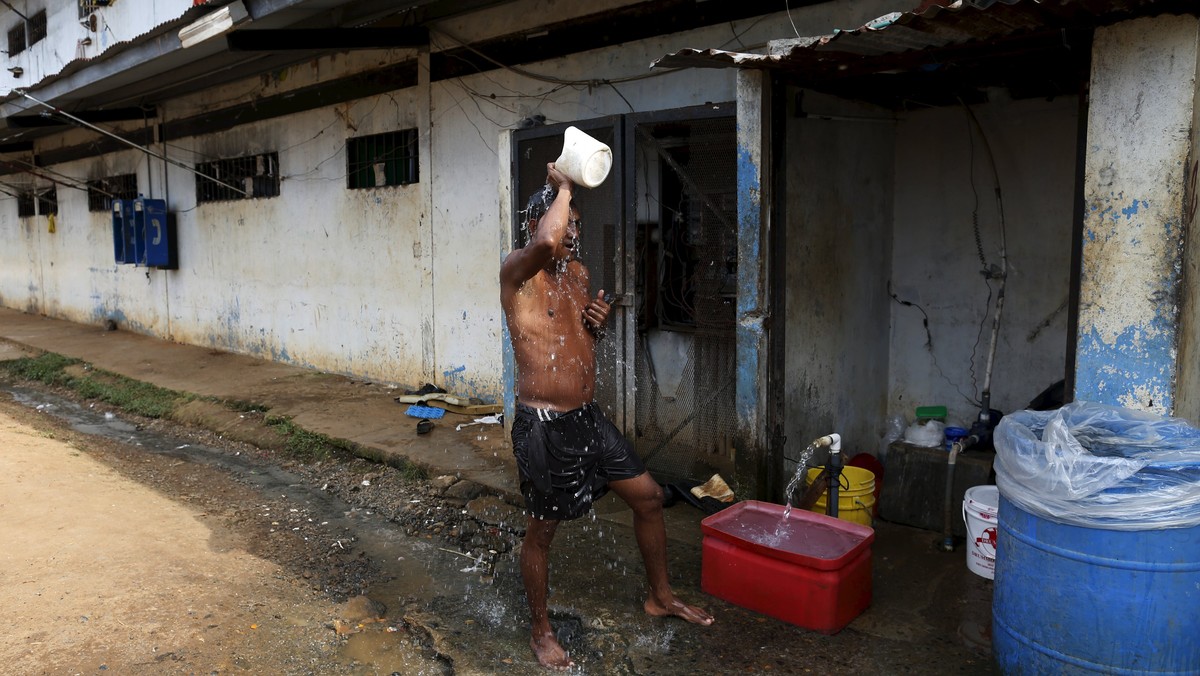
[0,0,195,91]
[783,92,1075,461]
[424,0,907,398]
[782,91,895,465]
[15,146,153,327]
[0,0,910,402]
[889,97,1076,429]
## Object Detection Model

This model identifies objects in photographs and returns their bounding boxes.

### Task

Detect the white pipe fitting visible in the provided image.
[815,433,842,453]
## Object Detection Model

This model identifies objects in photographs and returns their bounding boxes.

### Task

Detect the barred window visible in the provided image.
[27,10,45,46]
[37,186,56,216]
[347,129,418,189]
[195,152,279,203]
[16,192,34,217]
[79,0,110,19]
[87,174,137,212]
[7,22,24,56]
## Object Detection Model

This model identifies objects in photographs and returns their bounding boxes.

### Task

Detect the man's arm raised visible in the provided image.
[500,164,574,296]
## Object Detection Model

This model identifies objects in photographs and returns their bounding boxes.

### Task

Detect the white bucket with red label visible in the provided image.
[963,485,999,579]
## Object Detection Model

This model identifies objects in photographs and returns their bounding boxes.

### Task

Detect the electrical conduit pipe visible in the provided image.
[940,435,979,551]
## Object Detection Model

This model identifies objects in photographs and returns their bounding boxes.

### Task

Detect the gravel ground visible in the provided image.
[1,375,531,674]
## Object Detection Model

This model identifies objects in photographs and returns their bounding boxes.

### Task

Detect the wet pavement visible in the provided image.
[0,307,999,674]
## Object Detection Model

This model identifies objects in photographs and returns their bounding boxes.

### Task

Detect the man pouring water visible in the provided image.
[500,138,713,670]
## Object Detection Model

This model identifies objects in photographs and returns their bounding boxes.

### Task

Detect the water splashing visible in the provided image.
[781,442,818,522]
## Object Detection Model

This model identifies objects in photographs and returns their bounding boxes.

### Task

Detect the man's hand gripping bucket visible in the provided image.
[556,126,612,188]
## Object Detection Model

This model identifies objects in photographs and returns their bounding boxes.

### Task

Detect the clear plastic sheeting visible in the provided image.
[994,402,1200,530]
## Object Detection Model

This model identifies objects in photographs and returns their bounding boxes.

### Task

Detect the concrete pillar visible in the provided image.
[1076,15,1200,417]
[735,69,772,495]
[417,47,436,384]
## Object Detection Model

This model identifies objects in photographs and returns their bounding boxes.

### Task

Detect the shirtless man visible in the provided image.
[500,163,713,670]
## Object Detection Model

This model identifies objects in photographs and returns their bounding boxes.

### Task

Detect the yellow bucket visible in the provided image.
[805,465,877,527]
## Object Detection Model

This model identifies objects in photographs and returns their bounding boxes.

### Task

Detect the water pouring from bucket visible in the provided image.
[555,126,612,188]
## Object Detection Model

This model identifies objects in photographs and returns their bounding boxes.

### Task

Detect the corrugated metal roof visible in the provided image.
[9,1,238,102]
[651,0,1199,76]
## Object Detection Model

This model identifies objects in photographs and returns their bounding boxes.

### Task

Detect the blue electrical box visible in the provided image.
[131,202,147,265]
[112,197,176,268]
[138,198,176,269]
[112,199,134,264]
[125,201,142,264]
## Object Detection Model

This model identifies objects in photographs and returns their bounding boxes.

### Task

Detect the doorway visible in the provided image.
[511,104,738,485]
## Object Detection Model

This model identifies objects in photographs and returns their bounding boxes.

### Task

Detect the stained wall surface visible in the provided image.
[0,0,907,403]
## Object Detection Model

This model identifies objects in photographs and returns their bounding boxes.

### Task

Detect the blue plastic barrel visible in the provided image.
[993,494,1200,674]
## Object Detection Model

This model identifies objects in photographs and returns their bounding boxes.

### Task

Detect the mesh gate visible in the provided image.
[631,116,738,484]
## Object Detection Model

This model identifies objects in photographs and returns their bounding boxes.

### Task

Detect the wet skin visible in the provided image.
[500,163,713,670]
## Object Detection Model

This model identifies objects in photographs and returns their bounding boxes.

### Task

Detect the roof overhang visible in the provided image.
[652,0,1200,108]
[0,0,508,147]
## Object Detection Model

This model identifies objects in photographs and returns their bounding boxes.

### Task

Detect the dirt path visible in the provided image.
[0,396,389,675]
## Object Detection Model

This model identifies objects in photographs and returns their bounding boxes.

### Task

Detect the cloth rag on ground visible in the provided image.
[661,481,733,515]
[456,415,502,431]
[690,473,735,502]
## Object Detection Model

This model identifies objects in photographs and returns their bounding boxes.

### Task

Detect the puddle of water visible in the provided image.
[342,625,442,675]
[632,624,676,653]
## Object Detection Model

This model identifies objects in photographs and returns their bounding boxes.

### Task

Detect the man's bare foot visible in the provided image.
[530,631,574,670]
[644,595,714,626]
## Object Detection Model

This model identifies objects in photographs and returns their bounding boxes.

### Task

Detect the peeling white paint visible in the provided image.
[1077,15,1200,412]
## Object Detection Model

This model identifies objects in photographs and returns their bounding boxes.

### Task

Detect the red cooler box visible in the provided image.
[700,500,874,634]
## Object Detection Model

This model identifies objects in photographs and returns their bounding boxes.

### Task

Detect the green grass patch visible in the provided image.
[1,352,79,385]
[3,351,427,479]
[265,415,353,462]
[1,352,189,418]
[263,415,427,479]
[398,461,427,482]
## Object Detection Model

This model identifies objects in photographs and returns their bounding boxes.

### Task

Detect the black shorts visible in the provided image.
[511,403,647,520]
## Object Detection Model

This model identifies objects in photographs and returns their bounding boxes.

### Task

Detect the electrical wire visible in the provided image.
[889,281,977,407]
[719,15,771,51]
[8,157,95,193]
[958,99,1009,412]
[15,90,249,197]
[428,24,683,121]
[966,111,988,270]
[432,26,666,87]
[785,0,803,39]
[0,0,27,21]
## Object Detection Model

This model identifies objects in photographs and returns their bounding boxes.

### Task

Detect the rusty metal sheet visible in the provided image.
[652,0,1199,73]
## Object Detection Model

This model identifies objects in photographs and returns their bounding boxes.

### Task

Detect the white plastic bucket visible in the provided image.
[555,126,612,188]
[962,485,999,579]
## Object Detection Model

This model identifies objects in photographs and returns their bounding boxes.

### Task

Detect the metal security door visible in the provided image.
[625,108,738,485]
[512,117,628,428]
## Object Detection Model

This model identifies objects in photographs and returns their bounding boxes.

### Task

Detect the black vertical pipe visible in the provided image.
[827,450,843,519]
